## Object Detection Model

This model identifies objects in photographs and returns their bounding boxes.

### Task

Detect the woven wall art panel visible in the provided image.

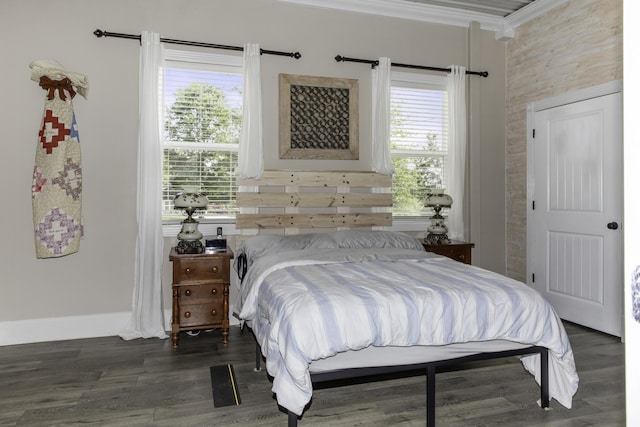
[279,74,358,160]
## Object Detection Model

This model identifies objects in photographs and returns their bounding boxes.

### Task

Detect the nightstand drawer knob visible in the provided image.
[184,311,191,318]
[184,289,191,296]
[458,255,466,260]
[211,288,217,295]
[212,266,218,273]
[211,309,217,316]
[184,268,192,274]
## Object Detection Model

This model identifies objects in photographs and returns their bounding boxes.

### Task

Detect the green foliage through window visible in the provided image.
[390,78,448,216]
[161,61,242,221]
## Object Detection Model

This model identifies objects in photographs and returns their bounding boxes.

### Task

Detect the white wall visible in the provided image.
[0,0,507,345]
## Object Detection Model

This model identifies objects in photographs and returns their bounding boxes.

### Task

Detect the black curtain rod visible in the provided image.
[93,29,302,59]
[335,55,488,77]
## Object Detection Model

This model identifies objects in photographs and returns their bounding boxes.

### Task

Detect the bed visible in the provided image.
[233,170,578,425]
[232,230,579,426]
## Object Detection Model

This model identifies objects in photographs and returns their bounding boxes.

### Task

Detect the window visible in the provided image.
[390,72,448,216]
[161,50,243,222]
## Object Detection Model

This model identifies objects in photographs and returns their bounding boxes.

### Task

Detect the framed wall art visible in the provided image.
[279,74,359,160]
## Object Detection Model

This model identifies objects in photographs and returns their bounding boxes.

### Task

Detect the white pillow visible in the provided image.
[329,230,425,251]
[235,230,424,276]
[240,233,335,261]
[234,233,335,276]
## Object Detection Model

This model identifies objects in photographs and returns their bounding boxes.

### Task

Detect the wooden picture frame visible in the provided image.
[279,74,359,160]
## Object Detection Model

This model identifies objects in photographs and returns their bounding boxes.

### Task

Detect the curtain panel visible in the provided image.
[236,43,264,179]
[446,65,467,241]
[121,31,168,340]
[371,57,394,175]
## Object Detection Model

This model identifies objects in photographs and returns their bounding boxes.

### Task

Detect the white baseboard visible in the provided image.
[0,310,240,346]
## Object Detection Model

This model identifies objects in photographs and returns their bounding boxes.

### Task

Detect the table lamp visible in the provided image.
[424,190,453,245]
[174,188,208,254]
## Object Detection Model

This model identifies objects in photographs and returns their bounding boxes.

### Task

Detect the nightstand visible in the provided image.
[169,247,234,348]
[422,240,475,265]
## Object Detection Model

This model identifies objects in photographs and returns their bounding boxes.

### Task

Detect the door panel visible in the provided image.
[532,92,622,336]
[548,232,602,304]
[548,110,603,213]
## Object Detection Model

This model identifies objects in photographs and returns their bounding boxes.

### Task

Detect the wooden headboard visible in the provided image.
[236,170,392,236]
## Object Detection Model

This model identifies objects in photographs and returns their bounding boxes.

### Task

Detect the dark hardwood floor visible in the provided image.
[0,322,624,426]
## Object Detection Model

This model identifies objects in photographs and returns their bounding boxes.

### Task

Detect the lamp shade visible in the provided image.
[424,190,452,208]
[173,190,208,209]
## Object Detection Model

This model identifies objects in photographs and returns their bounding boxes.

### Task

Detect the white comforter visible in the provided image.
[235,248,578,416]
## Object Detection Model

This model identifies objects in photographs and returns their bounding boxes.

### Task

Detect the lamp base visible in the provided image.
[424,233,450,245]
[176,239,204,254]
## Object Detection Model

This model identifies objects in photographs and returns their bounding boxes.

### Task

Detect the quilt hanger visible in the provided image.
[30,59,88,258]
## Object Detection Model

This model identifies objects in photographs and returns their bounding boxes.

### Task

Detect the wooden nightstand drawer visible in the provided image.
[178,284,223,302]
[172,257,227,284]
[179,302,224,328]
[423,240,475,265]
[435,246,467,262]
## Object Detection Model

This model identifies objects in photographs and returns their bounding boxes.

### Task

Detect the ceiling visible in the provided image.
[400,0,536,18]
[276,0,566,39]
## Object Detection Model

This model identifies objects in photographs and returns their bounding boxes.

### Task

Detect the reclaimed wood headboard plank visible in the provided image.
[236,213,392,229]
[236,170,392,231]
[236,192,392,208]
[237,171,391,187]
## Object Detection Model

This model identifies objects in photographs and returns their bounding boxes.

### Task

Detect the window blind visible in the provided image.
[390,73,449,215]
[161,53,242,221]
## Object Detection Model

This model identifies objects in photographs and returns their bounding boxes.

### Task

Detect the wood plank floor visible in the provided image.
[0,322,624,426]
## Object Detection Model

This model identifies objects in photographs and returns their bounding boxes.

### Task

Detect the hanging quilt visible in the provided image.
[30,60,89,258]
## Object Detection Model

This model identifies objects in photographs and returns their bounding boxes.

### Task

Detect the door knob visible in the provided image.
[607,222,619,230]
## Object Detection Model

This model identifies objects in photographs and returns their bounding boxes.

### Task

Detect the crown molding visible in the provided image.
[275,0,567,40]
[505,0,568,29]
[500,0,569,39]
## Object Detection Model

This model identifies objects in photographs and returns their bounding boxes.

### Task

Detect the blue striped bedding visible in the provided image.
[235,247,579,416]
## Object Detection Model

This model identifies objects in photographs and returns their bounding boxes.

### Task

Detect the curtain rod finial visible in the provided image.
[94,29,105,38]
[335,55,344,63]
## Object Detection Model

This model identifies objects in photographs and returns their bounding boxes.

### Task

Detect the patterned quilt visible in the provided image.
[30,60,88,258]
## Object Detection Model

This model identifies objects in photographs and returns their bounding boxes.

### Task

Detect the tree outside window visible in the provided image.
[390,79,448,216]
[162,65,242,221]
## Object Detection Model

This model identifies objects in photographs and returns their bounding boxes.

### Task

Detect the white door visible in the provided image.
[530,92,623,337]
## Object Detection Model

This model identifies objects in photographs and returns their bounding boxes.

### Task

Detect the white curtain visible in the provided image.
[371,57,394,175]
[236,43,264,179]
[121,31,168,340]
[446,65,467,241]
